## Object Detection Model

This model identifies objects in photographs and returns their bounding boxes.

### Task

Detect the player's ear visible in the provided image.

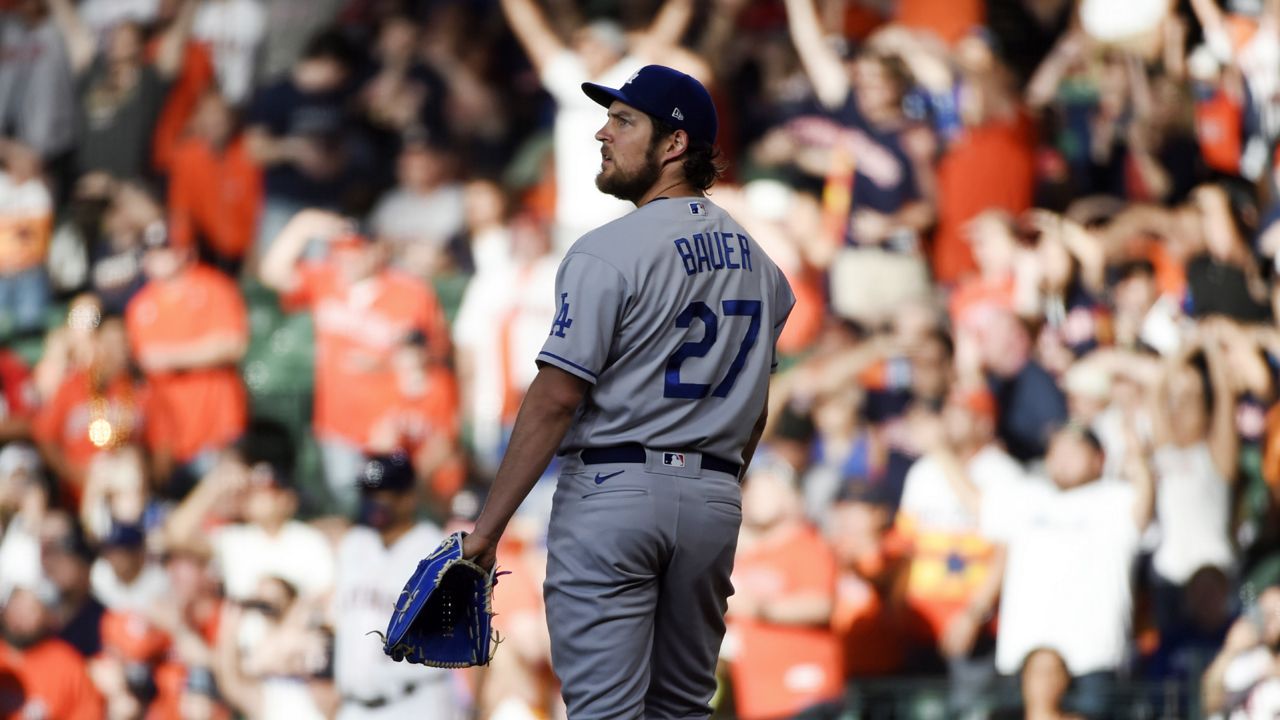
[664,129,689,162]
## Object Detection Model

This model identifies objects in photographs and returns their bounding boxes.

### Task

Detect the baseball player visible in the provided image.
[333,453,460,719]
[463,65,794,718]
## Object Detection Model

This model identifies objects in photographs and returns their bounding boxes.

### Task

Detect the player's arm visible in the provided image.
[463,365,588,568]
[781,0,851,110]
[739,397,769,482]
[499,0,567,76]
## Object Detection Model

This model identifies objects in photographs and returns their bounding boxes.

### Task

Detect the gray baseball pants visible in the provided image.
[544,449,742,719]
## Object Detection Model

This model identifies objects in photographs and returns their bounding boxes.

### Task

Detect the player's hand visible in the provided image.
[462,532,498,571]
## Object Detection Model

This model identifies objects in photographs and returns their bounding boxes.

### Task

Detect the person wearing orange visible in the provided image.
[146,19,216,175]
[167,91,263,275]
[33,318,168,501]
[932,116,1036,284]
[125,222,248,495]
[366,330,463,509]
[1,585,105,720]
[260,209,451,515]
[725,459,843,720]
[896,386,1018,717]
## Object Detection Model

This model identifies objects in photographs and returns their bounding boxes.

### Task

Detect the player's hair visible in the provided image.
[649,117,725,192]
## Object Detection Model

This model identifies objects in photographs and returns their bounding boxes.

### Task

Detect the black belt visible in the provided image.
[579,443,741,477]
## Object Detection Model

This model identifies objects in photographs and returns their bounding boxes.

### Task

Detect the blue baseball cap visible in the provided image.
[356,453,416,493]
[583,65,717,146]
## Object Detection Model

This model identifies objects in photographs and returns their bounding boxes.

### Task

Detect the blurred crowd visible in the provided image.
[5,0,1280,718]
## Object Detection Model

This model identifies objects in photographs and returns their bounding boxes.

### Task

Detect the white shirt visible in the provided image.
[540,51,642,251]
[90,559,170,611]
[193,0,267,105]
[369,185,466,249]
[332,523,457,717]
[213,521,335,601]
[983,477,1140,675]
[1151,443,1234,583]
[452,248,558,469]
[900,445,1023,532]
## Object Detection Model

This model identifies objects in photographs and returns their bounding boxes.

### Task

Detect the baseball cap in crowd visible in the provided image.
[582,64,718,146]
[356,453,416,494]
[100,522,146,550]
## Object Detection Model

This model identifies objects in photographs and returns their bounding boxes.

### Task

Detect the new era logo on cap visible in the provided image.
[662,452,686,468]
[672,108,683,121]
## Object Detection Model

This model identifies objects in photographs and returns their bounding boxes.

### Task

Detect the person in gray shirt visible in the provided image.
[462,65,794,719]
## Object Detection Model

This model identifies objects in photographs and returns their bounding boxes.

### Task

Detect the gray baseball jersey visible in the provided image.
[537,196,794,463]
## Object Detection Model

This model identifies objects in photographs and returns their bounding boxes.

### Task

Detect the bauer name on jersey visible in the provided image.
[537,196,795,465]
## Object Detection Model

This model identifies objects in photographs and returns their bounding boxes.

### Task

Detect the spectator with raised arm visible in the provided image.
[167,90,263,275]
[0,0,77,169]
[1146,319,1240,635]
[896,386,1019,717]
[259,209,450,515]
[48,0,196,181]
[983,423,1156,718]
[782,0,936,252]
[499,0,697,250]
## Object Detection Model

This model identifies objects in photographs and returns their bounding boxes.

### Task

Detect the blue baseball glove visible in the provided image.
[378,531,501,668]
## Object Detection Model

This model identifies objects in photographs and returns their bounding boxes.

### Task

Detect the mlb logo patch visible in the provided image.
[688,201,705,216]
[662,452,686,468]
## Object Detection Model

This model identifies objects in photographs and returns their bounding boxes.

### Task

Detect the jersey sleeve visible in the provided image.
[769,270,796,372]
[536,252,628,384]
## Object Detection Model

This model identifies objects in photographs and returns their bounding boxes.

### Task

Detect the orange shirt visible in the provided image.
[168,137,263,261]
[729,524,844,720]
[1196,90,1243,177]
[948,273,1017,333]
[126,265,249,462]
[0,639,104,720]
[33,370,164,477]
[283,263,451,444]
[895,514,999,640]
[147,41,216,173]
[368,367,463,499]
[933,118,1036,284]
[897,0,984,44]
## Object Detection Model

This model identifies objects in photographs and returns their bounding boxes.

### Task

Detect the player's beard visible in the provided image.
[597,144,663,204]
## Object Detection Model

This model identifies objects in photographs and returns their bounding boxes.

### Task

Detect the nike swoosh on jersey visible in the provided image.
[594,470,625,485]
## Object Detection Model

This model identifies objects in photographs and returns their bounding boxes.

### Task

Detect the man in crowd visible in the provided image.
[125,221,249,496]
[164,419,334,604]
[260,209,451,514]
[982,425,1155,718]
[332,453,456,719]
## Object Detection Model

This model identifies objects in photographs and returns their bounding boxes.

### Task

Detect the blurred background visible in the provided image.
[2,0,1280,717]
